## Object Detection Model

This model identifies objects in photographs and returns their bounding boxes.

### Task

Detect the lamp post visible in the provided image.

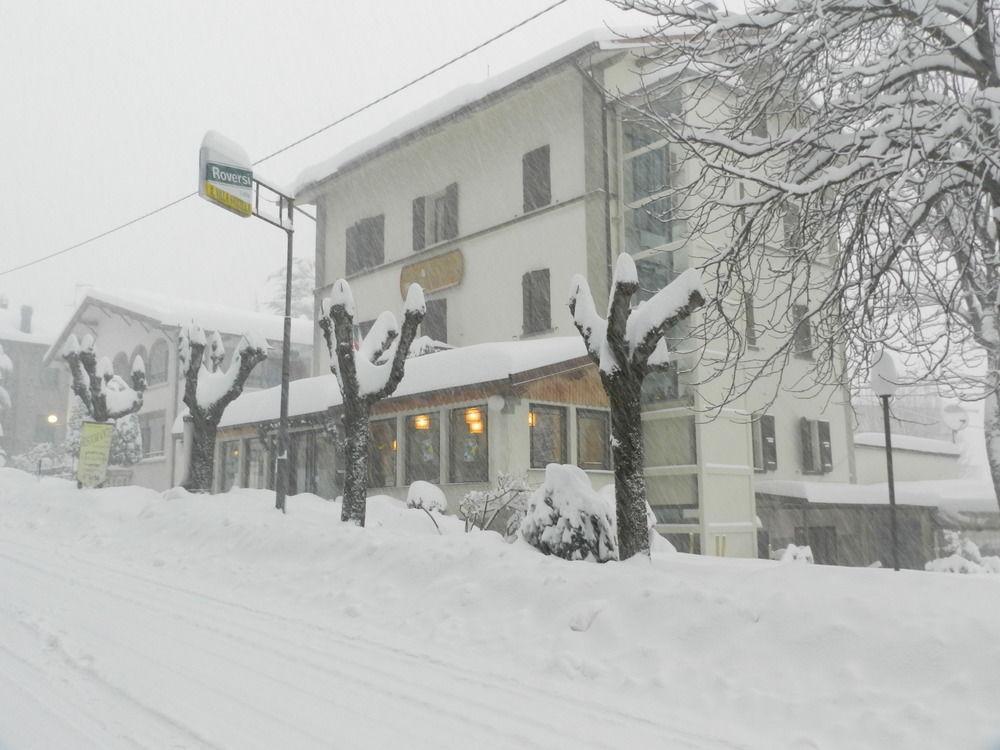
[869,351,900,571]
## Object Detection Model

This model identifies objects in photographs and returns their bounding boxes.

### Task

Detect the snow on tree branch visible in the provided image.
[61,334,145,422]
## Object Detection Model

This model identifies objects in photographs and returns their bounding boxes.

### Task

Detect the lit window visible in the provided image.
[406,413,440,483]
[449,406,488,483]
[529,404,566,468]
[369,419,397,487]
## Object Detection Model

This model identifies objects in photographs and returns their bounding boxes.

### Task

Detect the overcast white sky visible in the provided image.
[0,0,647,334]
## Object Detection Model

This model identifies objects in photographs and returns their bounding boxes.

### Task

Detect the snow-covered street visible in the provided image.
[1,468,998,749]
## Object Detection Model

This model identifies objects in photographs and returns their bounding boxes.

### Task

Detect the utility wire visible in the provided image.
[0,0,571,278]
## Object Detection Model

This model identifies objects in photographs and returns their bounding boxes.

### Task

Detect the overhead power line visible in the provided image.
[0,0,572,278]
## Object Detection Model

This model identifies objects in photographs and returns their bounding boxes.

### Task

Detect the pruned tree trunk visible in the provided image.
[607,380,648,561]
[570,255,704,559]
[179,327,267,493]
[320,281,426,527]
[985,353,1000,515]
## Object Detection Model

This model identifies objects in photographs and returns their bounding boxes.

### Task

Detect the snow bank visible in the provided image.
[1,467,998,749]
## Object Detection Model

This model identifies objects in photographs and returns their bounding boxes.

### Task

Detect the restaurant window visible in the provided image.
[412,183,458,251]
[346,213,385,274]
[219,439,241,492]
[522,269,551,335]
[449,406,488,483]
[577,409,610,471]
[529,404,567,468]
[369,419,397,487]
[522,145,551,212]
[243,437,271,490]
[406,412,440,483]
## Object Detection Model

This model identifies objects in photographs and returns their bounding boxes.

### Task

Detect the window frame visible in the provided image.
[346,213,385,275]
[147,339,170,386]
[751,414,777,472]
[138,410,166,458]
[800,417,832,474]
[404,411,441,484]
[448,405,489,484]
[529,403,568,469]
[576,408,611,471]
[369,418,398,488]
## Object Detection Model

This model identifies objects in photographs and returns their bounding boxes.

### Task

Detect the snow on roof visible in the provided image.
[853,432,961,456]
[178,336,589,432]
[69,288,313,346]
[755,478,997,515]
[293,28,650,201]
[0,303,53,346]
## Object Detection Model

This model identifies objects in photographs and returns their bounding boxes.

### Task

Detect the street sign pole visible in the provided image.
[199,131,295,513]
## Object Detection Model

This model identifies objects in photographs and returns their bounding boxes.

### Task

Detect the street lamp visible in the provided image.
[869,350,900,571]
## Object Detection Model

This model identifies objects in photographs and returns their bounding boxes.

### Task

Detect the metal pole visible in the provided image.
[881,394,899,571]
[275,198,294,513]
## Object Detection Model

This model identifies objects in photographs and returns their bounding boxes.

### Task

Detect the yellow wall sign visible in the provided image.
[77,421,114,488]
[399,249,464,297]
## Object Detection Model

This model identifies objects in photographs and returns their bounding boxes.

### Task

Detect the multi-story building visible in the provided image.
[288,29,856,558]
[44,288,312,491]
[0,298,69,459]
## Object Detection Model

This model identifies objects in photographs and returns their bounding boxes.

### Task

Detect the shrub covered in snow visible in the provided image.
[406,480,447,535]
[460,473,531,537]
[520,464,618,563]
[926,531,1000,575]
[777,544,814,564]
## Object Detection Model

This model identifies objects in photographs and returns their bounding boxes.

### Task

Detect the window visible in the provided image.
[623,108,684,255]
[346,214,385,274]
[744,293,757,346]
[577,409,611,470]
[422,299,447,343]
[522,145,551,212]
[353,319,375,349]
[405,412,440,483]
[112,352,130,379]
[242,438,271,490]
[641,368,680,405]
[625,196,681,255]
[412,183,458,251]
[247,356,284,388]
[800,418,833,474]
[522,269,551,335]
[751,414,777,472]
[449,406,488,483]
[635,250,674,303]
[219,439,240,492]
[792,304,813,358]
[138,411,165,457]
[369,419,397,487]
[783,203,802,250]
[529,404,567,468]
[147,339,169,385]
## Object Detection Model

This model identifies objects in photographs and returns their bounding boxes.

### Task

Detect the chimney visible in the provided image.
[20,305,32,334]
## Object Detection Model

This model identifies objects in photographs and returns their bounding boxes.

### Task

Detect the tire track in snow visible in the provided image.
[0,536,748,750]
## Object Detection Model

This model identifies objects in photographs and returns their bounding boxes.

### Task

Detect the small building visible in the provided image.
[0,299,69,459]
[853,432,964,484]
[44,288,313,491]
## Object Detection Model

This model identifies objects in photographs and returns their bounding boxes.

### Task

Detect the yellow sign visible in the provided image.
[399,249,464,297]
[204,179,252,218]
[77,421,114,488]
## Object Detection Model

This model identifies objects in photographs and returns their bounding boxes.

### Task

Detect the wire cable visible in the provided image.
[0,0,571,278]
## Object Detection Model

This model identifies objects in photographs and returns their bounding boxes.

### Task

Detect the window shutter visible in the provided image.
[522,272,532,333]
[412,196,425,252]
[370,214,385,267]
[345,223,360,275]
[536,269,550,331]
[744,292,757,346]
[443,182,458,240]
[523,145,551,212]
[762,414,777,470]
[818,420,833,473]
[800,417,815,473]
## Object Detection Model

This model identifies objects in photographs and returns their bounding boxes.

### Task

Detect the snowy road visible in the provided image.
[0,536,740,750]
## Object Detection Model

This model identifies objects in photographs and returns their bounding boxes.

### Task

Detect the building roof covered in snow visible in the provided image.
[853,432,962,456]
[0,300,52,346]
[174,336,590,433]
[755,478,997,515]
[293,27,654,202]
[44,287,313,364]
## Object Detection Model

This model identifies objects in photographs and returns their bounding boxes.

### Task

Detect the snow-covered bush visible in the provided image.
[9,442,73,476]
[520,464,618,563]
[406,480,447,534]
[460,473,531,537]
[776,545,814,564]
[926,531,1000,575]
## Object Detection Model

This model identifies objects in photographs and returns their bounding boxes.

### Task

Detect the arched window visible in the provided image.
[148,339,170,385]
[112,352,130,380]
[130,345,148,374]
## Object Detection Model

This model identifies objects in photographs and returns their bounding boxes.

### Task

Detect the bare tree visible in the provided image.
[62,334,145,422]
[613,0,1000,511]
[180,326,268,492]
[569,254,704,559]
[319,280,425,526]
